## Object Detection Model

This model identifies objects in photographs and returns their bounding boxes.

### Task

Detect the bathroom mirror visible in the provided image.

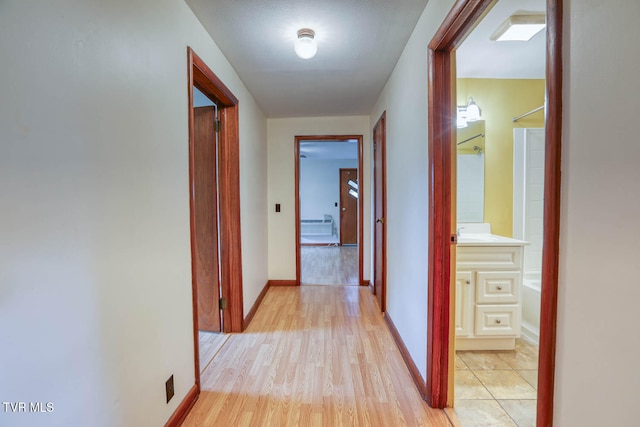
[457,120,485,222]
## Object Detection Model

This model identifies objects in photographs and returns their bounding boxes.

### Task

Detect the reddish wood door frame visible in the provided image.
[188,47,244,392]
[373,113,387,312]
[295,135,365,286]
[426,2,563,426]
[193,106,222,333]
[339,168,358,245]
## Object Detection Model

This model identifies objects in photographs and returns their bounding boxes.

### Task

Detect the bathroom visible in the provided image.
[453,76,545,426]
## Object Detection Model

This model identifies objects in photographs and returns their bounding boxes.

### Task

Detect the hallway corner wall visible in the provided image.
[0,1,267,426]
[369,0,457,382]
[555,1,640,425]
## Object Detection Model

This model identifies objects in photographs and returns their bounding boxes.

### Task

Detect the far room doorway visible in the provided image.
[295,135,364,286]
[187,47,244,395]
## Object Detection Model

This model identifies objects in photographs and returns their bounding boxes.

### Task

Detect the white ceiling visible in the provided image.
[456,0,546,79]
[185,0,546,118]
[185,0,429,117]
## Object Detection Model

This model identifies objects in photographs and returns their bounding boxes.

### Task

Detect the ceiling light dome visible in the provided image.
[295,28,317,59]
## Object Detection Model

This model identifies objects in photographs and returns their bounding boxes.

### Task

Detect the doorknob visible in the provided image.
[376,218,385,224]
[342,208,346,211]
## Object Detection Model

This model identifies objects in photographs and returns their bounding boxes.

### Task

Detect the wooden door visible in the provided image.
[193,106,221,332]
[339,168,358,245]
[373,113,387,311]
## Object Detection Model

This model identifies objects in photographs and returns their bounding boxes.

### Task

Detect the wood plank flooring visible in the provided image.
[182,286,452,426]
[301,246,358,285]
[198,331,229,374]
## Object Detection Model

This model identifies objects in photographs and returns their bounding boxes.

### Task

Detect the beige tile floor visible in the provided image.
[454,339,538,427]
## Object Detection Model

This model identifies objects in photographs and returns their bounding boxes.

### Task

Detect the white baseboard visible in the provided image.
[520,321,540,346]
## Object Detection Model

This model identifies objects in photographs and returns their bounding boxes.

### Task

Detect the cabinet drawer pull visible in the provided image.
[466,280,471,284]
[496,285,502,291]
[495,319,502,324]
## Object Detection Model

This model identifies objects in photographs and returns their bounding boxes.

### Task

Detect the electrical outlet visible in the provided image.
[165,375,174,403]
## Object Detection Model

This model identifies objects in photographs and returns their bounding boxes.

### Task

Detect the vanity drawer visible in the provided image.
[476,271,520,304]
[474,305,519,336]
[457,246,522,270]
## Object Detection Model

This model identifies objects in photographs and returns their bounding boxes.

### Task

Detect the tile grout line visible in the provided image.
[468,366,497,400]
[454,342,540,426]
[494,398,523,427]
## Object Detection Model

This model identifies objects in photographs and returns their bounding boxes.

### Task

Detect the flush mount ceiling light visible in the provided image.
[295,28,317,59]
[490,13,546,42]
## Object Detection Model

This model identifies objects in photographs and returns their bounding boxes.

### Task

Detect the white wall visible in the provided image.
[238,87,269,317]
[555,1,640,425]
[267,116,371,280]
[369,0,456,381]
[300,158,358,237]
[0,1,267,426]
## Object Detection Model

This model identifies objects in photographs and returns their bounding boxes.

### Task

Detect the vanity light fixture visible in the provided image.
[465,97,481,122]
[490,13,546,42]
[457,97,481,128]
[294,28,318,59]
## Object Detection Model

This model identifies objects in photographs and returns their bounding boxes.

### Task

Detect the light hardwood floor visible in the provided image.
[198,331,229,374]
[301,246,358,285]
[182,286,452,426]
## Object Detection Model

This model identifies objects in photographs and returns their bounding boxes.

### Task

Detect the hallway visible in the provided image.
[301,246,359,285]
[181,286,452,426]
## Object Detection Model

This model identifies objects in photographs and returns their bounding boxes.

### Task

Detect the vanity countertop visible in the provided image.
[457,233,528,247]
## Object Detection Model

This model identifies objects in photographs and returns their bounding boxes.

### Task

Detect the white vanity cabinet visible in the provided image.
[455,243,525,351]
[455,271,473,337]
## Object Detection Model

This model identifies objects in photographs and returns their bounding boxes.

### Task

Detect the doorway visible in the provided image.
[453,9,547,420]
[295,135,364,286]
[187,47,244,393]
[373,112,387,312]
[192,94,221,334]
[192,91,225,373]
[426,2,562,427]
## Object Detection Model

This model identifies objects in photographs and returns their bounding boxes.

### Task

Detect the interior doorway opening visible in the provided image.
[191,86,227,374]
[372,112,387,312]
[426,2,562,427]
[452,2,547,419]
[192,92,221,335]
[187,47,244,398]
[295,135,364,286]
